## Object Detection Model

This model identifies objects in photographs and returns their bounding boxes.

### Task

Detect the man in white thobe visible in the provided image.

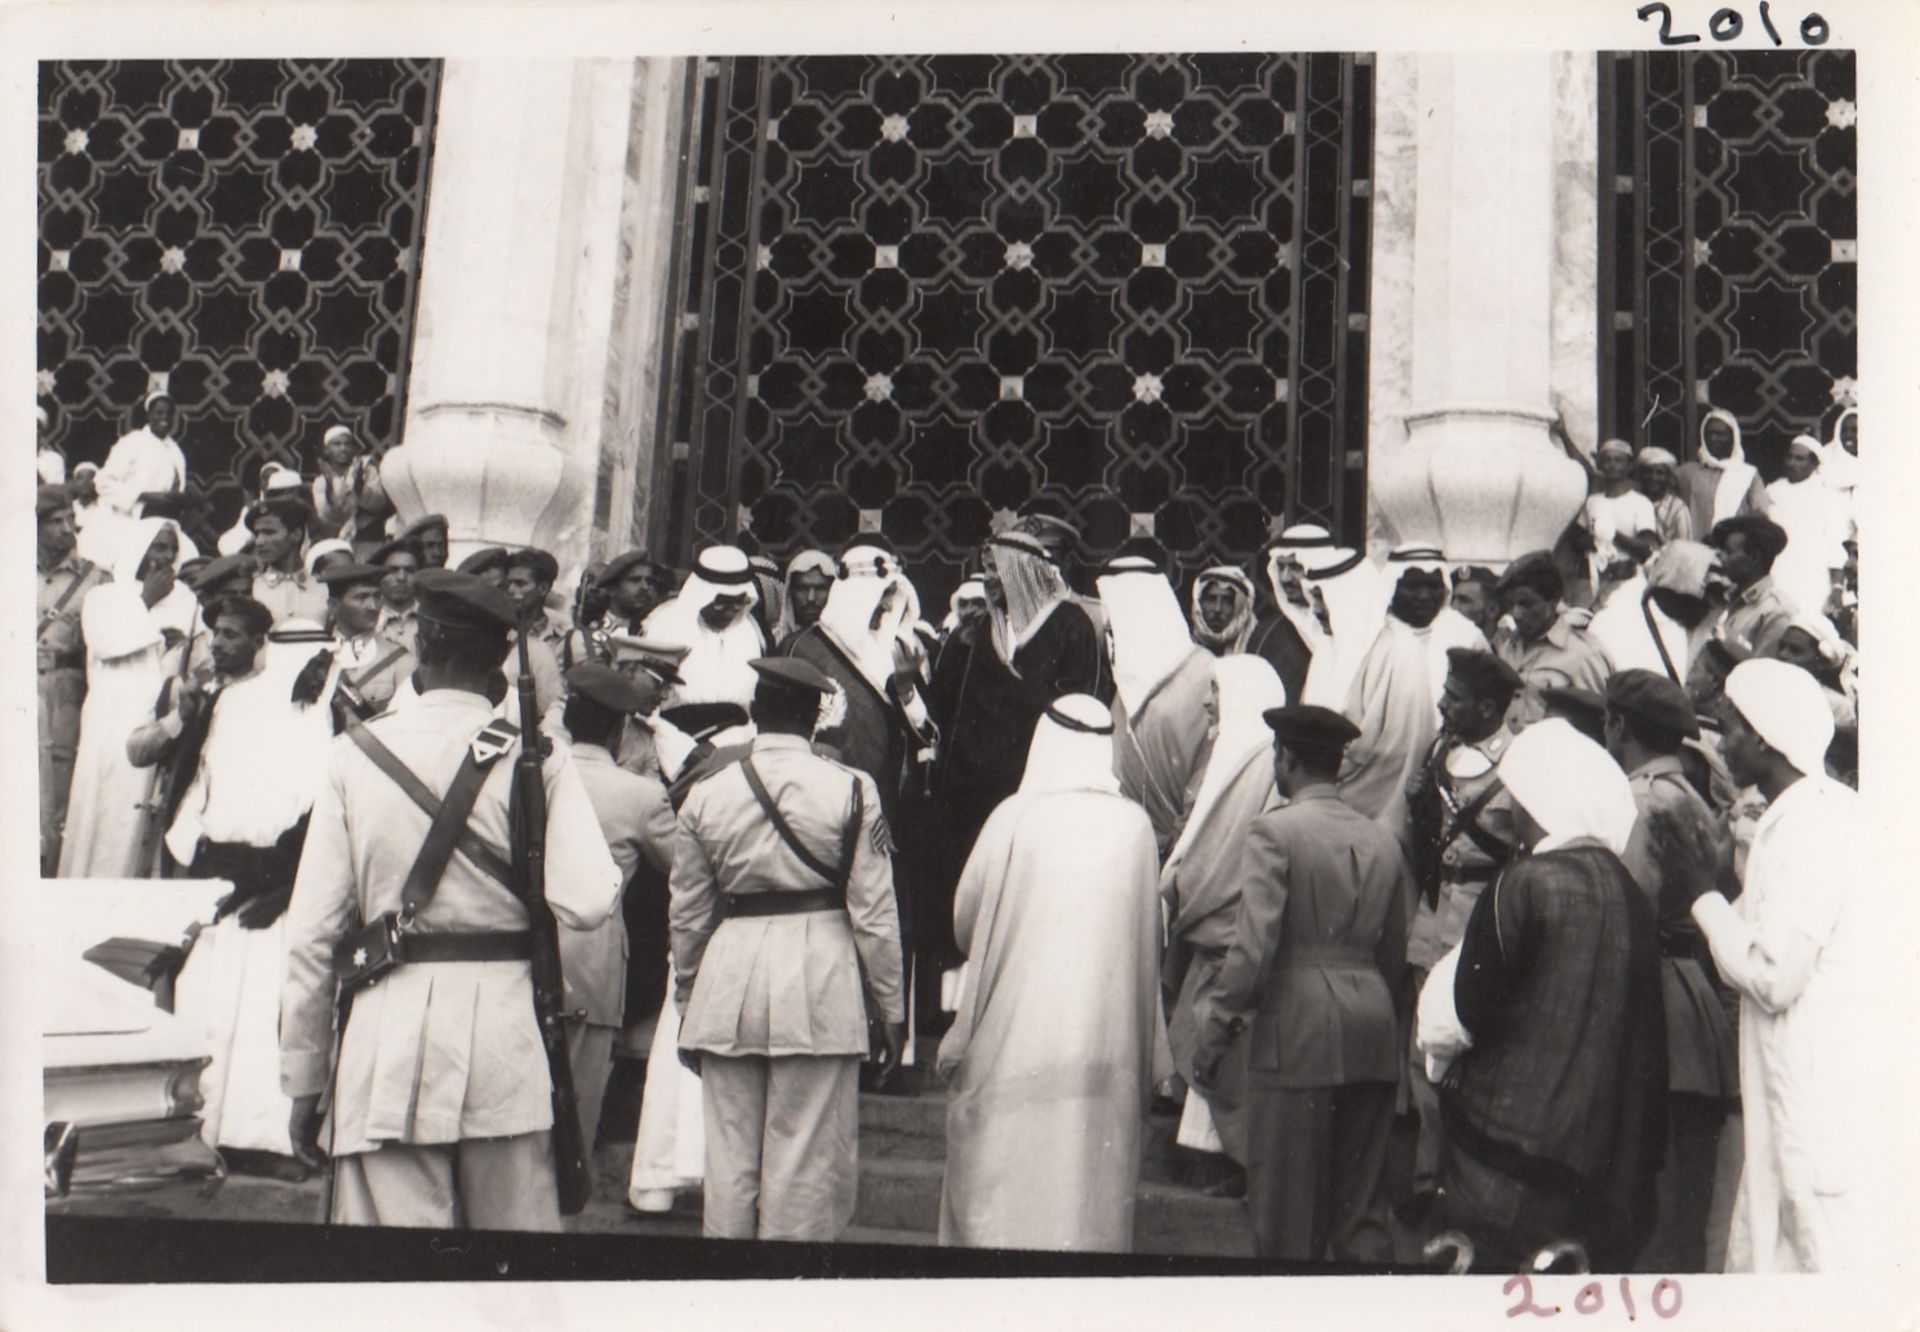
[1263,524,1388,711]
[644,545,768,712]
[1689,659,1907,1272]
[937,694,1170,1252]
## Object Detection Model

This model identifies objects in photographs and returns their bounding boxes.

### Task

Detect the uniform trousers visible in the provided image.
[699,1052,860,1241]
[1244,1081,1394,1262]
[565,1019,616,1150]
[330,1132,562,1231]
[39,666,85,874]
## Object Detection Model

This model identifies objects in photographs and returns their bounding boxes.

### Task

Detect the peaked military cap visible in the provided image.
[1605,668,1701,740]
[507,547,560,584]
[566,662,652,715]
[1262,704,1362,751]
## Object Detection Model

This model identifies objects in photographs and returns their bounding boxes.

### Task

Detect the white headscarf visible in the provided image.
[1189,565,1257,654]
[1823,406,1859,495]
[1097,565,1199,720]
[1017,693,1121,797]
[818,544,916,696]
[983,532,1070,668]
[1160,656,1287,885]
[82,517,201,660]
[1697,408,1761,529]
[1724,657,1836,778]
[943,577,987,634]
[641,545,765,707]
[1499,718,1639,856]
[1264,525,1388,709]
[774,548,835,642]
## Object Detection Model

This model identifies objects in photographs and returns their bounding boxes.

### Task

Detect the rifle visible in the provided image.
[509,627,592,1215]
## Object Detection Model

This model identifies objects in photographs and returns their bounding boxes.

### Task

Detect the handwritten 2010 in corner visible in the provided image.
[1636,2,1833,46]
[1504,1274,1684,1320]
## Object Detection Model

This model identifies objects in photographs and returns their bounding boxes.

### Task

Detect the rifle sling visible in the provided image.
[1442,777,1512,870]
[395,736,501,920]
[346,722,516,892]
[737,756,861,898]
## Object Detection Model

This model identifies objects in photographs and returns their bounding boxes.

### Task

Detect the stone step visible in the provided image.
[859,1091,1199,1187]
[852,1157,1253,1258]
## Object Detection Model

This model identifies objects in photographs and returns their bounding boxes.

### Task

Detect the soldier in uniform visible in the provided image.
[394,513,450,570]
[247,492,329,627]
[1398,647,1523,1225]
[319,562,415,721]
[601,549,672,639]
[558,663,676,1150]
[281,569,621,1229]
[506,548,592,672]
[1191,706,1412,1263]
[37,483,108,874]
[1494,551,1615,730]
[670,657,906,1242]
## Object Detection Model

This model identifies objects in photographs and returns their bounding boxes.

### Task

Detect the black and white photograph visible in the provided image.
[7,1,1919,1326]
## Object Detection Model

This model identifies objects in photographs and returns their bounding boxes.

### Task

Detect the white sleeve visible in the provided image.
[1691,893,1822,1016]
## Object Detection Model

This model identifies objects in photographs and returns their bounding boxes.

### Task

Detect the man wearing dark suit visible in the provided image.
[1190,705,1413,1263]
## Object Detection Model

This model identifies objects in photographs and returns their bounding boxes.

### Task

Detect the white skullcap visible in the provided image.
[1637,446,1680,469]
[304,538,353,573]
[73,460,99,475]
[1499,717,1640,855]
[1787,433,1824,465]
[144,389,175,410]
[262,467,305,493]
[1724,657,1835,777]
[1597,438,1634,459]
[323,425,354,446]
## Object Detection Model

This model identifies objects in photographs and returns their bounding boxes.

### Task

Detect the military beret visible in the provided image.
[506,547,560,584]
[176,556,212,585]
[317,561,386,592]
[181,553,256,594]
[1540,686,1608,744]
[605,633,689,686]
[750,655,835,697]
[412,568,518,634]
[398,513,449,541]
[1445,647,1525,702]
[1606,668,1701,740]
[1262,704,1362,751]
[566,662,652,715]
[36,483,71,517]
[202,595,273,637]
[371,537,419,566]
[456,546,509,575]
[598,549,661,587]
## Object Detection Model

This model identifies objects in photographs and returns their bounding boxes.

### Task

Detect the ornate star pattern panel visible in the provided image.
[1600,51,1855,475]
[38,60,440,516]
[654,54,1374,605]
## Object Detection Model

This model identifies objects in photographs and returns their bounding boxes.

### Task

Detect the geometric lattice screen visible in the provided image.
[37,60,440,519]
[1598,50,1855,477]
[652,54,1375,606]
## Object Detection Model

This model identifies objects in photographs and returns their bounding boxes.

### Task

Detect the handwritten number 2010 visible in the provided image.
[1637,1,1830,45]
[1503,1275,1684,1319]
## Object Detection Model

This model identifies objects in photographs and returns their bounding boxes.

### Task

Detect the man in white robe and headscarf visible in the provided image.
[1589,538,1724,686]
[141,603,342,1171]
[1098,544,1217,857]
[642,544,766,711]
[1764,435,1848,622]
[1337,546,1488,835]
[1689,659,1907,1272]
[1264,524,1387,711]
[936,694,1169,1253]
[1159,656,1289,1175]
[59,517,199,878]
[95,390,188,520]
[1188,565,1259,656]
[774,548,836,646]
[1676,407,1771,541]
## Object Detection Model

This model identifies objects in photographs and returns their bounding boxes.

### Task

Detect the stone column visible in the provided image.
[380,58,686,579]
[1370,53,1589,565]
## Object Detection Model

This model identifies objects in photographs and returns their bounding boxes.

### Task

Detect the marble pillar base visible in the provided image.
[1375,406,1588,564]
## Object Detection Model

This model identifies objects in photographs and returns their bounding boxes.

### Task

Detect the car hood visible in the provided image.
[43,961,208,1065]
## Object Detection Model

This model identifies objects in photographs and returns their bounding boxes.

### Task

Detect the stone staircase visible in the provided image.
[602,1081,1255,1256]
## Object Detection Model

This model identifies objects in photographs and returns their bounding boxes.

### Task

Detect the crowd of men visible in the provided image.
[33,392,1897,1274]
